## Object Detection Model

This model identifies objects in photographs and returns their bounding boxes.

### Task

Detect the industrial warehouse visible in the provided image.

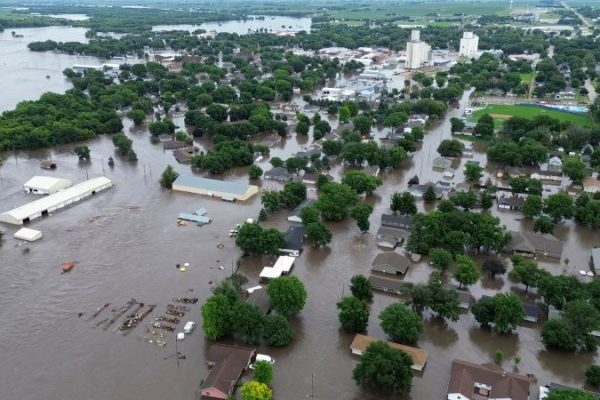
[0,177,113,225]
[171,175,258,202]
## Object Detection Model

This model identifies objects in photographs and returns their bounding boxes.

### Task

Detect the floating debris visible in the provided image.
[166,309,185,318]
[103,299,137,330]
[150,322,175,332]
[118,304,156,335]
[155,316,180,325]
[85,303,110,321]
[172,297,198,304]
[167,304,190,312]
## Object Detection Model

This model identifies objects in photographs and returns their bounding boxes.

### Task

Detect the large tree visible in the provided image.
[437,139,464,157]
[562,158,587,185]
[267,276,307,319]
[342,171,382,195]
[232,302,264,345]
[474,114,494,137]
[201,294,233,340]
[522,195,543,218]
[379,303,423,344]
[454,255,480,289]
[351,203,374,233]
[317,182,357,221]
[305,222,332,247]
[350,274,373,302]
[492,293,524,334]
[160,165,179,189]
[337,297,369,333]
[464,163,483,182]
[352,341,413,395]
[263,315,294,347]
[391,192,417,215]
[541,319,578,351]
[545,389,599,400]
[509,257,544,292]
[253,361,274,386]
[544,192,574,223]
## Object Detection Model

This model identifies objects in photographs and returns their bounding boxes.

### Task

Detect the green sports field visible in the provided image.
[471,104,595,127]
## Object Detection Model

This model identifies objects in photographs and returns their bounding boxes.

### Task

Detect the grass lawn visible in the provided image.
[575,93,589,103]
[519,73,534,83]
[471,104,595,127]
[452,133,492,143]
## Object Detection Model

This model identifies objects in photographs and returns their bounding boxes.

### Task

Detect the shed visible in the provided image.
[350,334,429,371]
[523,303,540,323]
[172,175,258,202]
[23,176,72,195]
[0,177,113,225]
[14,227,42,242]
[371,252,410,276]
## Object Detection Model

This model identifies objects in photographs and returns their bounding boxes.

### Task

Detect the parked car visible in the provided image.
[249,354,275,369]
[183,321,196,334]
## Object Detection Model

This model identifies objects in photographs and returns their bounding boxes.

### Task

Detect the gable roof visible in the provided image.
[350,334,428,371]
[447,359,530,400]
[498,196,526,208]
[508,231,564,258]
[381,213,412,228]
[200,345,256,399]
[283,225,305,251]
[371,252,411,274]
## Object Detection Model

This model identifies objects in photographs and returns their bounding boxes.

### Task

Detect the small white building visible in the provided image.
[0,177,113,225]
[14,227,42,242]
[23,176,73,195]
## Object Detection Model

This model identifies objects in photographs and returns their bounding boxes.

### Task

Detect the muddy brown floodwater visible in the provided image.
[1,26,600,400]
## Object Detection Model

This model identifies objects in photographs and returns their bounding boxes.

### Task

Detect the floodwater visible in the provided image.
[153,15,312,34]
[1,24,600,400]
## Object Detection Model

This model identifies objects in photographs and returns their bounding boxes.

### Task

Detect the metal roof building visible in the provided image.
[172,175,258,202]
[23,176,73,195]
[0,177,113,225]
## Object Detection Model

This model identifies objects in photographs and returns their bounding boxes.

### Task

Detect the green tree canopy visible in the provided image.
[267,276,307,319]
[379,303,423,344]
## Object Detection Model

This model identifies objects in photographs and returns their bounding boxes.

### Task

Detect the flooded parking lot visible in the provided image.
[1,25,600,400]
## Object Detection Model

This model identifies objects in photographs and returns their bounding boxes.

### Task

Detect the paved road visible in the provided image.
[561,0,594,36]
[585,78,598,103]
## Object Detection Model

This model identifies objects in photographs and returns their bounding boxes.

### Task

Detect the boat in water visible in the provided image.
[61,261,75,274]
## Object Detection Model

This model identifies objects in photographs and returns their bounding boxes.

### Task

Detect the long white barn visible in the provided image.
[0,177,113,225]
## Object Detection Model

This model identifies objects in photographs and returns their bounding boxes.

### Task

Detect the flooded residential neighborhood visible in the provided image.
[1,3,600,400]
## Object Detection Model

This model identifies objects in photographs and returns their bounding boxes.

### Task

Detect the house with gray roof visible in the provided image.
[507,231,564,259]
[264,166,293,182]
[371,252,411,276]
